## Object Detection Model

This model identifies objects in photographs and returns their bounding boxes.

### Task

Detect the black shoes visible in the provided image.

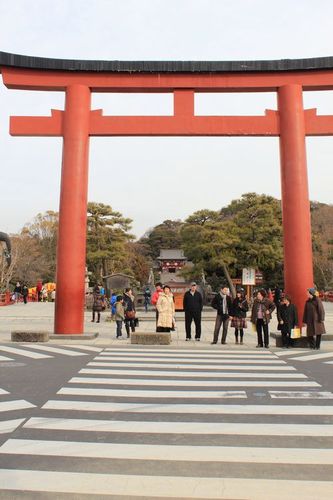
[211,341,217,345]
[256,344,263,348]
[195,338,200,341]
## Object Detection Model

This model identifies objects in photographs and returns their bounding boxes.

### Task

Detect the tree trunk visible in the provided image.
[222,262,236,298]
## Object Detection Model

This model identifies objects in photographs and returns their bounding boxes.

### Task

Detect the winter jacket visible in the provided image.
[157,293,175,328]
[151,289,162,306]
[232,297,249,319]
[303,297,326,337]
[251,298,275,324]
[211,293,233,317]
[93,291,104,312]
[183,290,203,313]
[123,293,135,313]
[277,303,298,332]
[115,301,125,321]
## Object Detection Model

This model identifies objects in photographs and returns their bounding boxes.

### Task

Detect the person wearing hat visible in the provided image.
[211,285,233,344]
[183,282,203,341]
[303,287,326,349]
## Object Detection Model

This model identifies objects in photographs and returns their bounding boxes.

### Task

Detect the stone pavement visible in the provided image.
[0,301,333,349]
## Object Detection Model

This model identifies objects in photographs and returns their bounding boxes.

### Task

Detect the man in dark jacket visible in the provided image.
[211,285,233,344]
[277,294,298,348]
[183,282,203,341]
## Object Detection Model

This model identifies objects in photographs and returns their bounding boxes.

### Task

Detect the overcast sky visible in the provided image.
[0,0,333,238]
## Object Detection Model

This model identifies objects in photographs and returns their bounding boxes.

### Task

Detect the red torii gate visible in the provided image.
[1,52,332,335]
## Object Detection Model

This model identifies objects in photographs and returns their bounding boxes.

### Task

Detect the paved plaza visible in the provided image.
[0,303,333,498]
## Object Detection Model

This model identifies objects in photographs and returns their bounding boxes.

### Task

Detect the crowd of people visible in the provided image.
[103,281,326,350]
[11,281,55,304]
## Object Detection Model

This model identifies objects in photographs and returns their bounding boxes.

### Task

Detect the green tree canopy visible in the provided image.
[86,202,133,281]
[140,219,183,259]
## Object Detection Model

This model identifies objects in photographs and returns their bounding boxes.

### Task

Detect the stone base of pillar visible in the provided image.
[11,331,49,342]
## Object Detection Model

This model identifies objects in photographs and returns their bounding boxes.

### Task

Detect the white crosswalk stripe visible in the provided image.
[70,376,310,386]
[0,388,10,395]
[68,376,317,387]
[0,345,52,359]
[269,391,333,399]
[59,345,103,352]
[0,355,13,361]
[42,400,333,415]
[98,352,277,359]
[22,344,89,356]
[2,438,333,464]
[1,470,332,499]
[290,352,333,362]
[58,387,247,398]
[23,417,333,436]
[0,419,26,434]
[80,366,298,375]
[1,348,333,499]
[0,400,36,412]
[104,348,272,354]
[93,357,286,364]
[275,350,311,357]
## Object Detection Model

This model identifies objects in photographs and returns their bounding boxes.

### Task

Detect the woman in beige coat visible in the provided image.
[156,285,175,332]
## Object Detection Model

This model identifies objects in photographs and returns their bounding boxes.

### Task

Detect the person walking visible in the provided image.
[114,295,125,339]
[143,287,151,313]
[14,282,21,303]
[156,285,175,332]
[231,289,249,344]
[91,284,103,323]
[303,287,326,349]
[251,289,276,348]
[123,288,136,338]
[151,282,163,331]
[211,285,233,344]
[183,282,203,341]
[277,294,298,348]
[21,283,29,304]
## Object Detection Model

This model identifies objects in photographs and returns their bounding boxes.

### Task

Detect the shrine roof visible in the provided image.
[1,51,333,73]
[158,249,186,260]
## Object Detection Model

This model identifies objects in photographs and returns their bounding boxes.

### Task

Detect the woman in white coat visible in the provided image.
[156,285,175,332]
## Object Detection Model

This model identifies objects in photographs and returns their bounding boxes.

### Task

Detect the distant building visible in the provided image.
[156,249,193,310]
[157,249,188,284]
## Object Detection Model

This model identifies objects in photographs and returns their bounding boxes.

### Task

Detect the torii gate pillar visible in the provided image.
[278,84,314,319]
[54,85,91,334]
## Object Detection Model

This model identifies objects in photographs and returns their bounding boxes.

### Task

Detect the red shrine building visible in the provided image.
[1,50,331,334]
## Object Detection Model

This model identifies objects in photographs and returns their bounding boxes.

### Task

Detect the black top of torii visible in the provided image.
[1,50,333,73]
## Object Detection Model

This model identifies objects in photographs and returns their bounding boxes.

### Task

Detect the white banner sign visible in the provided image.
[242,268,256,285]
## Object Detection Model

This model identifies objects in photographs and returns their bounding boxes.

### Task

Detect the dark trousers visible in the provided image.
[309,335,322,349]
[281,326,291,347]
[125,318,135,337]
[256,319,269,347]
[155,309,159,332]
[235,329,244,340]
[185,311,201,339]
[23,295,28,304]
[213,315,229,343]
[92,311,101,322]
[116,320,123,337]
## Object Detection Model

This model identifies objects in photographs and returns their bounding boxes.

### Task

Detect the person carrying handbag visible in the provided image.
[123,288,136,338]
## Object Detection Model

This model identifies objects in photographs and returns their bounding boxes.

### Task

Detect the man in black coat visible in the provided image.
[183,282,203,341]
[277,294,298,348]
[211,285,233,344]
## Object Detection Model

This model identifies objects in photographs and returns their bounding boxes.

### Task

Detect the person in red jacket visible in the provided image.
[151,282,163,332]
